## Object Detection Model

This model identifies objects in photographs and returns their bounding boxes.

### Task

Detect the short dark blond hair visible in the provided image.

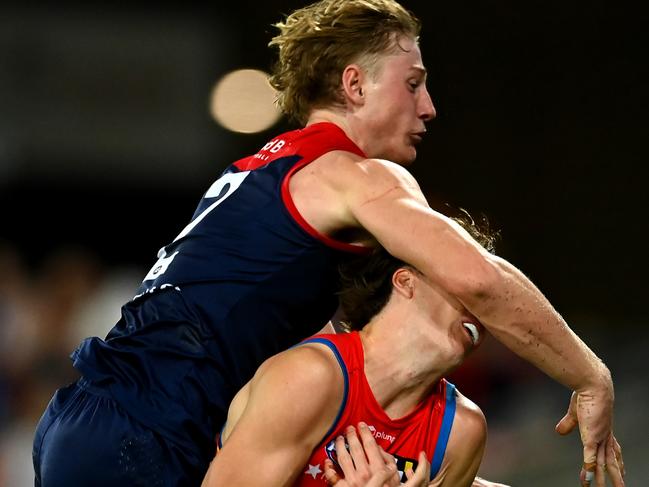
[269,0,421,125]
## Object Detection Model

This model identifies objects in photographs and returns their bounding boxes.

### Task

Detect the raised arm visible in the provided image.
[201,344,344,487]
[313,154,620,483]
[341,158,608,391]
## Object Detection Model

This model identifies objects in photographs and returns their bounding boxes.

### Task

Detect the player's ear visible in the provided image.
[341,64,366,105]
[392,267,415,299]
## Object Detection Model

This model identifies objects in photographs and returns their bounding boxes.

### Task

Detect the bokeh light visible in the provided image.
[210,69,281,134]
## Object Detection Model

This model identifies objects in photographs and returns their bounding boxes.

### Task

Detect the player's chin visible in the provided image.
[396,146,417,166]
[385,140,417,166]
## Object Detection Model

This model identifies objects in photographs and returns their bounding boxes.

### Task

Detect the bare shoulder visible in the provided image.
[254,341,345,421]
[221,340,346,454]
[250,341,345,405]
[289,149,426,239]
[206,345,347,485]
[455,389,487,433]
[444,387,487,470]
[306,152,428,217]
[223,341,344,438]
[452,389,487,444]
[313,152,423,195]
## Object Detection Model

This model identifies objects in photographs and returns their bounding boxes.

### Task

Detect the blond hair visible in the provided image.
[269,0,421,125]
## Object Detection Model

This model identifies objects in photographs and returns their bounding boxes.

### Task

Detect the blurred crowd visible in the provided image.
[0,241,141,486]
[0,240,646,486]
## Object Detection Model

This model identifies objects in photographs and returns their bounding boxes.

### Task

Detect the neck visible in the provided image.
[307,109,367,156]
[359,314,451,419]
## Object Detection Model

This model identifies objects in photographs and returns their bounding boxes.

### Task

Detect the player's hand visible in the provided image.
[323,422,399,487]
[324,422,429,487]
[402,450,429,487]
[555,389,625,486]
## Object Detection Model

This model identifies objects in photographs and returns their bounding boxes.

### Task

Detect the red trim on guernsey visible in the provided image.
[232,156,253,171]
[279,123,371,254]
[232,155,265,172]
[230,123,369,254]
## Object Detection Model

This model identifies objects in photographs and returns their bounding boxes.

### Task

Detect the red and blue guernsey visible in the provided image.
[297,332,456,486]
[70,123,370,467]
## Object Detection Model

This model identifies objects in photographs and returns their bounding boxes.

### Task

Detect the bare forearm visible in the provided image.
[350,184,611,392]
[465,255,611,393]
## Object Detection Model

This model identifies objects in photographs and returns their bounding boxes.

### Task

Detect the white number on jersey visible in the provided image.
[142,170,251,282]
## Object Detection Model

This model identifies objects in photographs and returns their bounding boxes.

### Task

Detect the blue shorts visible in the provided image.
[33,379,205,487]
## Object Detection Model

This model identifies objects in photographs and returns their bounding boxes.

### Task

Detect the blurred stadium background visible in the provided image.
[0,1,647,485]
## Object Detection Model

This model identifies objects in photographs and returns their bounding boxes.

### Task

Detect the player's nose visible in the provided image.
[419,88,436,121]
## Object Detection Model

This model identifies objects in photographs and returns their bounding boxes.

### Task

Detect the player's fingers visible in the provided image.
[604,459,624,487]
[580,439,598,487]
[370,465,400,487]
[555,413,578,435]
[326,459,396,487]
[344,425,371,479]
[555,412,578,435]
[377,446,401,486]
[612,435,625,478]
[335,434,355,477]
[580,463,595,487]
[379,446,396,466]
[375,448,400,487]
[324,458,341,486]
[595,442,606,487]
[344,425,364,461]
[555,392,578,435]
[580,459,597,487]
[606,436,625,487]
[403,451,429,487]
[357,422,384,466]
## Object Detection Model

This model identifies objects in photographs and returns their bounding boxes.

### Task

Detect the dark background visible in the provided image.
[0,1,647,484]
[2,1,647,322]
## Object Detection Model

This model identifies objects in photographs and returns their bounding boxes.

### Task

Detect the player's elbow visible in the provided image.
[445,253,502,307]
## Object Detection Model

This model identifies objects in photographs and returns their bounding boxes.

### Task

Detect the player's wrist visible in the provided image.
[575,363,613,400]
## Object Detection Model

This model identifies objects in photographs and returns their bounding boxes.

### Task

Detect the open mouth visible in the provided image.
[462,322,480,346]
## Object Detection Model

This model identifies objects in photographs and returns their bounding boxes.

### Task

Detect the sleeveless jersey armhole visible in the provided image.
[298,337,350,443]
[430,380,457,479]
[280,162,370,255]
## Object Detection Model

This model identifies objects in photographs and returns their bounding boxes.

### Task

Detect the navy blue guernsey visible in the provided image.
[71,122,369,463]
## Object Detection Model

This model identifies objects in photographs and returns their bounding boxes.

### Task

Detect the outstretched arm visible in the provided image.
[343,158,609,393]
[328,155,620,482]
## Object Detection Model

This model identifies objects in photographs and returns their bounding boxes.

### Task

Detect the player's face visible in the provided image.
[358,36,436,165]
[413,271,485,365]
